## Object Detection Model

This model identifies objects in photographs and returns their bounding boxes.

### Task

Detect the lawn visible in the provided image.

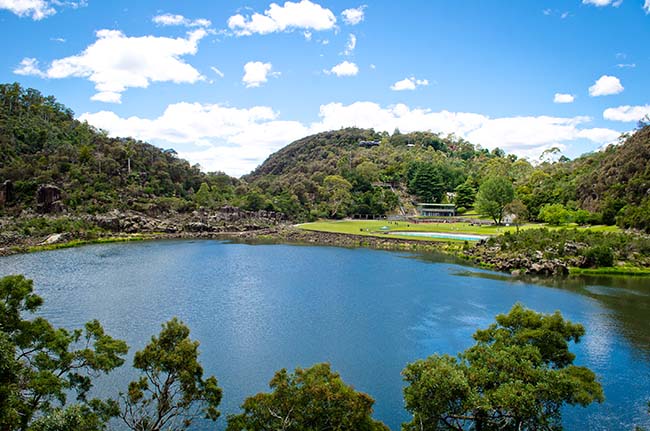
[297,219,620,241]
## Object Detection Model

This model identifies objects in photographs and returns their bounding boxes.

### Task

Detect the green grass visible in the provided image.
[568,266,650,276]
[19,235,151,254]
[298,219,621,241]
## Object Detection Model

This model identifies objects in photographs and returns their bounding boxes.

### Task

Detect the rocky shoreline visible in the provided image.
[2,211,645,277]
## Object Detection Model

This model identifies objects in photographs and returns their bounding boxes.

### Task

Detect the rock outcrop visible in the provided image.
[36,184,63,213]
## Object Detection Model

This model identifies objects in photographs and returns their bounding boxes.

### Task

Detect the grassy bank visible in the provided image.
[17,234,154,254]
[298,219,619,240]
[568,267,650,276]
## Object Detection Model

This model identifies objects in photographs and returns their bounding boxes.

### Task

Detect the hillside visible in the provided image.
[3,83,650,233]
[0,83,244,216]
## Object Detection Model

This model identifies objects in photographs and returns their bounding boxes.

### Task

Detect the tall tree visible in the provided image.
[402,303,603,431]
[475,176,514,224]
[119,318,222,431]
[0,275,128,431]
[226,363,389,431]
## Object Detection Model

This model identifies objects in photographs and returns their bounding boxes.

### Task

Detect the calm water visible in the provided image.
[1,240,649,430]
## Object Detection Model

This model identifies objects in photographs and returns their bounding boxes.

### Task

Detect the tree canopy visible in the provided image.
[119,318,222,431]
[475,176,514,224]
[402,303,603,431]
[0,275,128,431]
[226,363,389,431]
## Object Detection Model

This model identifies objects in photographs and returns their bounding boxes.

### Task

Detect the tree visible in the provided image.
[408,163,445,203]
[402,304,603,431]
[226,363,389,431]
[119,318,222,431]
[538,203,571,226]
[0,275,128,431]
[322,175,353,218]
[454,181,476,209]
[504,199,528,233]
[475,176,514,224]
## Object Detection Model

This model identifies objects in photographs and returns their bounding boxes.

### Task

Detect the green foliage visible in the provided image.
[582,245,614,267]
[29,402,119,431]
[119,318,222,431]
[454,181,476,208]
[226,363,389,431]
[538,203,571,226]
[0,275,128,431]
[480,228,650,268]
[0,83,232,214]
[402,304,604,431]
[475,176,514,224]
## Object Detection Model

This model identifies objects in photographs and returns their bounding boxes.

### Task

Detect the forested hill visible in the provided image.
[246,123,650,230]
[3,83,650,232]
[0,83,237,214]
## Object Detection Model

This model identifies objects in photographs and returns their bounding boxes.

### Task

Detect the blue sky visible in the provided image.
[1,0,649,175]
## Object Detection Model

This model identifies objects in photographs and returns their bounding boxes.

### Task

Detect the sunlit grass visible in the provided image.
[298,219,621,241]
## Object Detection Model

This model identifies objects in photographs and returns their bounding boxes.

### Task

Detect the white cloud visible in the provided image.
[79,100,622,176]
[554,93,575,103]
[80,103,309,176]
[211,67,225,78]
[303,30,312,40]
[14,29,207,103]
[582,0,623,6]
[589,75,624,96]
[51,37,66,43]
[152,13,211,28]
[343,34,356,56]
[645,0,650,13]
[0,0,85,20]
[91,91,122,104]
[326,61,358,77]
[390,77,429,91]
[603,105,650,122]
[341,5,366,25]
[242,61,278,87]
[616,63,636,68]
[227,0,336,36]
[312,102,619,155]
[13,58,46,77]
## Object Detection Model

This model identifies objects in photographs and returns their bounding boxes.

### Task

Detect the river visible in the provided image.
[0,239,648,430]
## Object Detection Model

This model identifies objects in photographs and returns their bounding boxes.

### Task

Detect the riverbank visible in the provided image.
[4,213,650,278]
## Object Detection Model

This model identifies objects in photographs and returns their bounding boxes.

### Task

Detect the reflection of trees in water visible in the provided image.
[452,268,650,358]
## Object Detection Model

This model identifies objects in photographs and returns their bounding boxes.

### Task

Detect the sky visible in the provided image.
[1,0,649,176]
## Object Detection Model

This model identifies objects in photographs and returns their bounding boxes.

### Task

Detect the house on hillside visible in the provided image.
[416,203,456,217]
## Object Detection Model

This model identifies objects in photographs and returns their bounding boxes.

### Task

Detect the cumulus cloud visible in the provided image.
[13,29,207,103]
[553,93,575,103]
[0,0,85,20]
[80,101,621,175]
[152,13,211,28]
[589,75,624,96]
[80,103,309,176]
[390,77,429,91]
[582,0,623,6]
[603,105,650,122]
[326,61,358,76]
[343,34,356,56]
[341,5,366,25]
[227,0,336,36]
[242,61,278,87]
[13,58,46,77]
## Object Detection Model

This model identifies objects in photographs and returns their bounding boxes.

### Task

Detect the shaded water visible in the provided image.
[0,240,649,430]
